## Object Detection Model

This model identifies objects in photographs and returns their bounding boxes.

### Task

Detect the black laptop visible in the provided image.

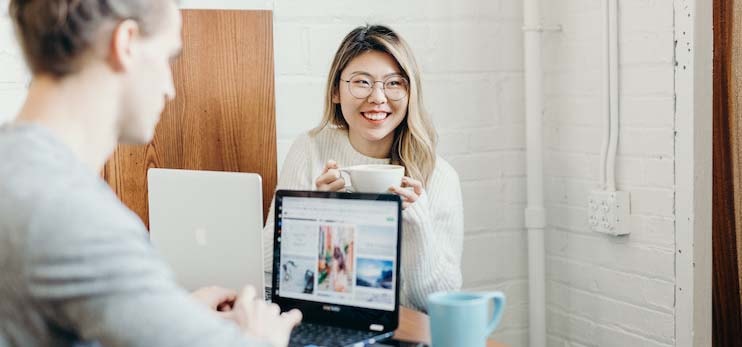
[272,190,403,347]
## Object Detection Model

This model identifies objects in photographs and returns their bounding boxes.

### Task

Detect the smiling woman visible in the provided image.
[317,25,436,185]
[263,25,464,312]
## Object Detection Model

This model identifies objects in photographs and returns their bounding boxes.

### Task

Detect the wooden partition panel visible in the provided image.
[103,10,276,228]
[713,0,742,345]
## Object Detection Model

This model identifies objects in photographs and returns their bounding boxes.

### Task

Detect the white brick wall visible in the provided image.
[0,0,685,346]
[0,0,29,124]
[544,0,677,346]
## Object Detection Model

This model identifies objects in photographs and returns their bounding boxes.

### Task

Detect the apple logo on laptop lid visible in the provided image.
[194,227,208,246]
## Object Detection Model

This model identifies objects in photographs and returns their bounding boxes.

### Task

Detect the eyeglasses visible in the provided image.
[340,74,409,101]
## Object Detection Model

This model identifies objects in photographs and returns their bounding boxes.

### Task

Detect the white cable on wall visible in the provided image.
[606,0,620,192]
[601,0,620,191]
[599,0,610,190]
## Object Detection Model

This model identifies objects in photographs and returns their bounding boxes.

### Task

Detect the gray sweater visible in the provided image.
[0,124,267,347]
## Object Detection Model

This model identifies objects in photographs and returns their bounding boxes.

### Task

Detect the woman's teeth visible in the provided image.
[363,112,388,121]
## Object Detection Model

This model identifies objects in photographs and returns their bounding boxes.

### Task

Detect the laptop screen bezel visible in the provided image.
[271,189,402,333]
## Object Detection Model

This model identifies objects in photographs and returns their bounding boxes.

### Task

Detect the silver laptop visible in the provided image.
[148,168,265,296]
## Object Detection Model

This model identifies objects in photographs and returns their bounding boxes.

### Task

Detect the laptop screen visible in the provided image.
[272,190,402,331]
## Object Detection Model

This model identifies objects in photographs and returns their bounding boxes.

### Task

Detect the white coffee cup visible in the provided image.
[339,164,405,193]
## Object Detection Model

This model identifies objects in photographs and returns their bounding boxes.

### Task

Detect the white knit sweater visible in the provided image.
[263,127,463,311]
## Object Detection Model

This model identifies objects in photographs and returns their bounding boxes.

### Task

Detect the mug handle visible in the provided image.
[483,291,506,337]
[337,168,353,192]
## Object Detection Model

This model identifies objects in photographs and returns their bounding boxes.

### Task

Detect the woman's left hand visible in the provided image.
[389,176,424,210]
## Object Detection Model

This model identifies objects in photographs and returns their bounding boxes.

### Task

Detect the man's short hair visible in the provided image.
[9,0,172,78]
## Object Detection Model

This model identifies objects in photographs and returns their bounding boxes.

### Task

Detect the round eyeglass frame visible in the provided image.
[339,75,409,101]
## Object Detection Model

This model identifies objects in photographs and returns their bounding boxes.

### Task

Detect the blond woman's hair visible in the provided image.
[312,24,437,187]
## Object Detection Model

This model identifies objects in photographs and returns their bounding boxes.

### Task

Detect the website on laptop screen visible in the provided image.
[276,196,399,312]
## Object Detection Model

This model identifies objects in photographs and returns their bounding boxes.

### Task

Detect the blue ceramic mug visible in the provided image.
[427,291,506,347]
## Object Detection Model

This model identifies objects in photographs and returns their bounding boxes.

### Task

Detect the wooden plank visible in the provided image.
[713,0,742,344]
[103,9,277,228]
[394,307,508,347]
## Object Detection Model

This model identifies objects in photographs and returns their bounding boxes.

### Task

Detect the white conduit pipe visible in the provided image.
[523,0,546,345]
[606,0,620,192]
[601,0,620,191]
[599,0,611,190]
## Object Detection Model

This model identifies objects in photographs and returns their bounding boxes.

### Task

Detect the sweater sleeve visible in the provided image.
[399,160,464,312]
[26,185,270,347]
[262,134,315,273]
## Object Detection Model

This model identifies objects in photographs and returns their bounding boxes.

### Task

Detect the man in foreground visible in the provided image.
[0,1,300,346]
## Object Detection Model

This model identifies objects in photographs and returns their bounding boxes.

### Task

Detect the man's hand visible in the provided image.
[232,286,302,347]
[191,286,238,321]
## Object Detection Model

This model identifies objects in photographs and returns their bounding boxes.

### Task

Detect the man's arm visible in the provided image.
[24,191,271,347]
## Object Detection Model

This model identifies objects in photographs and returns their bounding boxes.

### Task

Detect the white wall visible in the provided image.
[674,0,713,345]
[0,0,29,124]
[542,0,679,346]
[0,1,707,346]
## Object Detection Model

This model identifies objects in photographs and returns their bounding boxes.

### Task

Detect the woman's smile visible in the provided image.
[361,111,391,122]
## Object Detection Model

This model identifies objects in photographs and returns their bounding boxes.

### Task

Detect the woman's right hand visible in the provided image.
[315,160,345,191]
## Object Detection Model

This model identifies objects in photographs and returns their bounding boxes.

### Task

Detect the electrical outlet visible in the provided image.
[588,190,631,236]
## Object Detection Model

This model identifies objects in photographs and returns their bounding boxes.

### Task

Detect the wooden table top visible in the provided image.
[394,307,507,347]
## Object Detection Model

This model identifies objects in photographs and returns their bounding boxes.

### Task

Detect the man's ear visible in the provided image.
[107,19,140,73]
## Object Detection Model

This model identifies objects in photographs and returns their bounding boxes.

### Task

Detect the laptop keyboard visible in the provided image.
[289,323,387,347]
